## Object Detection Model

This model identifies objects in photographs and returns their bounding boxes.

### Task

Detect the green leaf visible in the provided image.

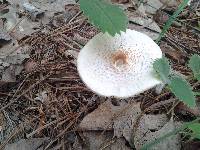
[198,21,200,29]
[153,57,170,83]
[188,54,200,81]
[79,0,128,36]
[187,123,200,140]
[169,76,196,108]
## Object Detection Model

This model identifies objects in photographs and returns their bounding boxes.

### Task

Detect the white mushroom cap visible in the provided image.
[77,29,162,98]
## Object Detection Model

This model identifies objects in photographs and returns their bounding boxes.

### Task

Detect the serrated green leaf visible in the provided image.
[188,54,200,81]
[79,0,128,36]
[187,123,200,140]
[169,76,196,108]
[153,57,170,83]
[188,123,200,133]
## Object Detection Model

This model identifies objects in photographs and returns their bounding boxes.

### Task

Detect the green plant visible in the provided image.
[188,54,200,81]
[156,0,189,43]
[153,56,196,108]
[153,57,171,83]
[79,0,128,36]
[141,54,200,149]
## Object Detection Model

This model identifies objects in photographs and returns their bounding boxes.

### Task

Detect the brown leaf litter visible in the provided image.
[74,131,131,150]
[79,100,141,131]
[4,138,49,150]
[134,116,181,150]
[79,100,183,149]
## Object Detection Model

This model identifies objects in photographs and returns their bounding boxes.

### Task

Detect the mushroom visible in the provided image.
[77,29,162,98]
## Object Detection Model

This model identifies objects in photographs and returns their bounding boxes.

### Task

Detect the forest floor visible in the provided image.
[0,0,200,149]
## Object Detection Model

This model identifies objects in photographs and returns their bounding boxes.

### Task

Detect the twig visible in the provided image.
[0,73,51,111]
[68,11,82,24]
[26,116,69,138]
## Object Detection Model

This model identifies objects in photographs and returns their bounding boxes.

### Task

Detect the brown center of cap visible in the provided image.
[112,50,128,71]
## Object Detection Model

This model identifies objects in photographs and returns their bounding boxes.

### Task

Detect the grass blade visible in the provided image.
[156,0,189,43]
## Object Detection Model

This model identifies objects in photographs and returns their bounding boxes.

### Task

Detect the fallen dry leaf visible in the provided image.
[1,64,23,82]
[0,31,11,48]
[74,131,131,150]
[153,10,169,25]
[0,43,30,79]
[134,115,181,150]
[128,14,161,33]
[128,23,160,40]
[79,100,141,131]
[4,138,49,150]
[132,0,179,15]
[113,102,141,142]
[1,66,18,82]
[79,100,123,130]
[79,100,141,146]
[144,0,163,14]
[160,0,180,7]
[127,8,161,40]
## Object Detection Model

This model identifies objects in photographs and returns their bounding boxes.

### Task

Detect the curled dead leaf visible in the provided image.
[134,115,181,150]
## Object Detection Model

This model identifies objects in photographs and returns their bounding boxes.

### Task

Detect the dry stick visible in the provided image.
[179,16,200,21]
[167,100,180,115]
[49,24,82,38]
[48,11,83,37]
[0,73,51,111]
[61,34,82,48]
[67,11,82,24]
[7,13,84,56]
[59,40,80,51]
[0,92,10,96]
[26,116,69,138]
[9,14,31,33]
[44,113,82,150]
[9,73,31,102]
[100,138,116,150]
[166,34,199,54]
[150,98,176,110]
[155,92,170,101]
